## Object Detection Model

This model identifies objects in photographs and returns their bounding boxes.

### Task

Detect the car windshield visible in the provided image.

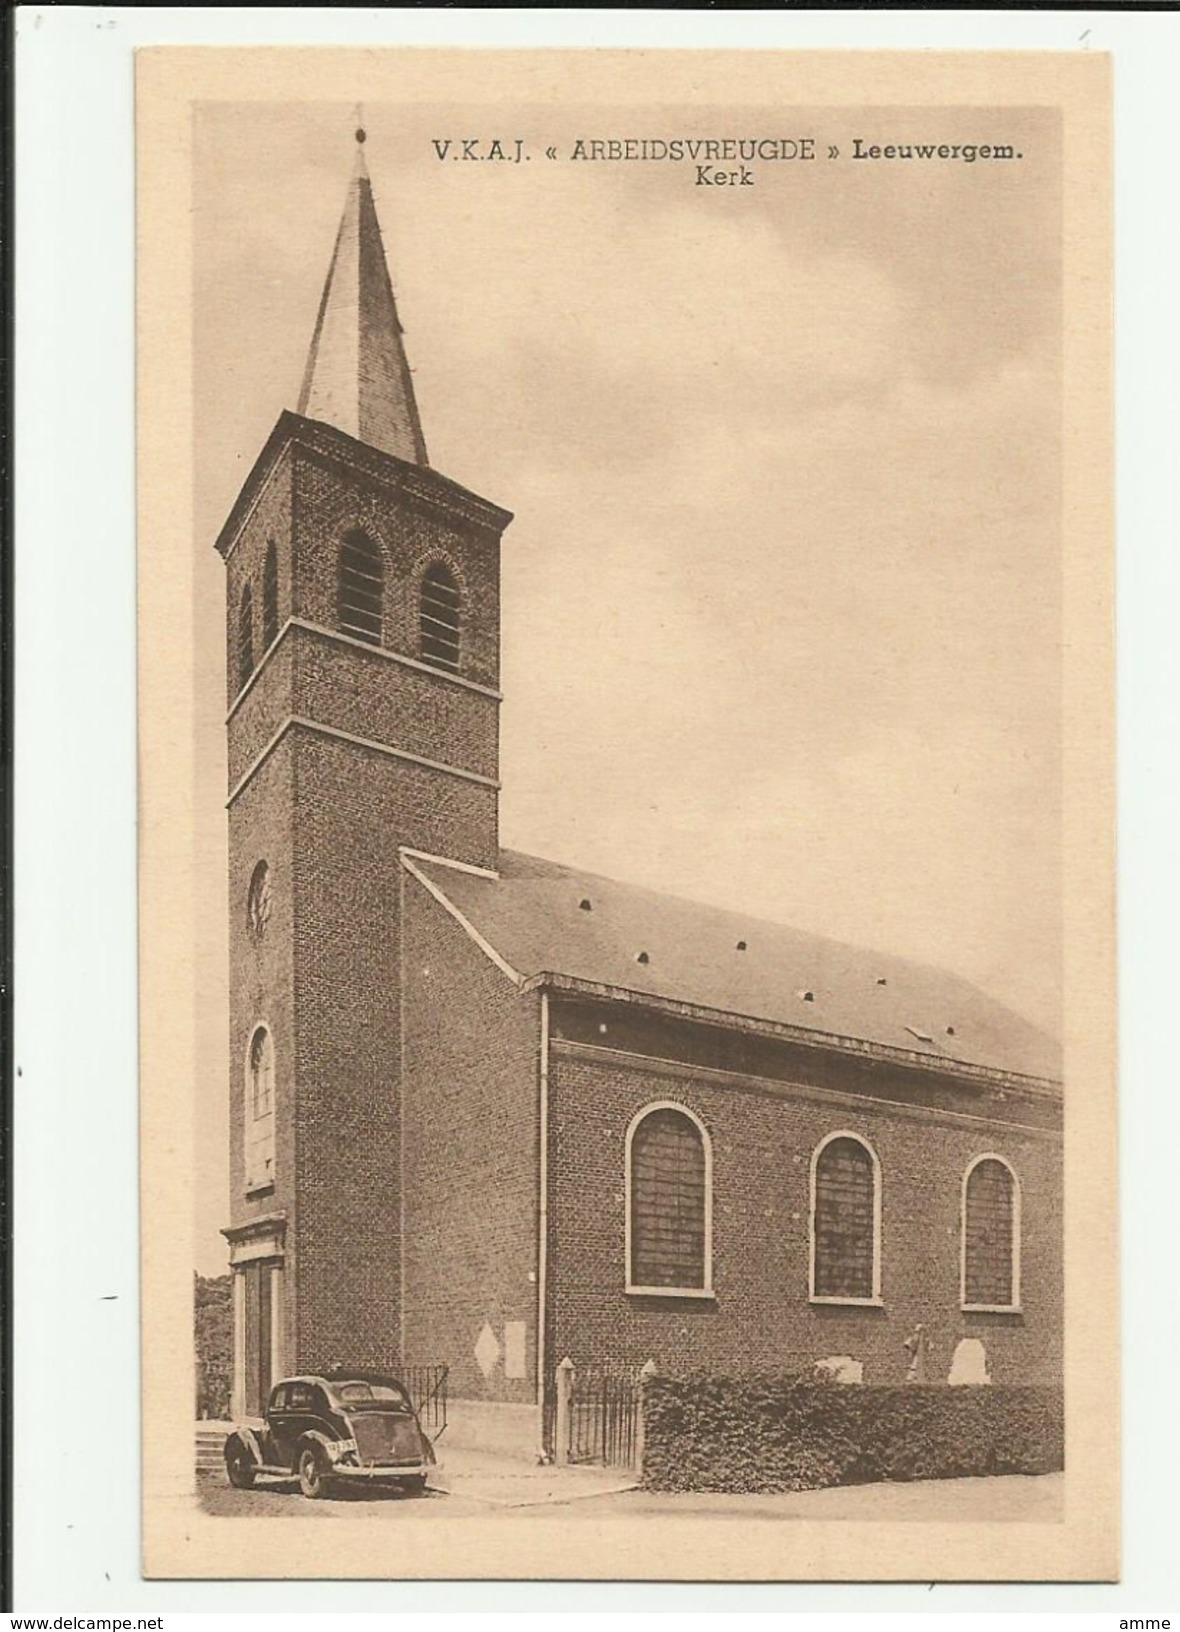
[331,1381,408,1406]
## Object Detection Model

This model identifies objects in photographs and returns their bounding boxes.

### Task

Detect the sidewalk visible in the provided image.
[429,1444,639,1508]
[573,1470,1065,1523]
[197,1420,639,1509]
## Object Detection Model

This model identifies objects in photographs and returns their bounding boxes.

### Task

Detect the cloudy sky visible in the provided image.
[193,100,1061,1273]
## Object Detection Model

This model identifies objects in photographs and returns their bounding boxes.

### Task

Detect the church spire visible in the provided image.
[297,128,429,466]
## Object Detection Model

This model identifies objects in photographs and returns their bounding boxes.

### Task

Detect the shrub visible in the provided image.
[640,1370,1064,1493]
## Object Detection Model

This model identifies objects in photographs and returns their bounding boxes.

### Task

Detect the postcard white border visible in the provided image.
[14,2,1180,1612]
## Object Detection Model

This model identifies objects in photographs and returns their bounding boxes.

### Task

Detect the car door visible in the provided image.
[268,1381,313,1470]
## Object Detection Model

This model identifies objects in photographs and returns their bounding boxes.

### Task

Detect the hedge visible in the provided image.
[640,1372,1064,1493]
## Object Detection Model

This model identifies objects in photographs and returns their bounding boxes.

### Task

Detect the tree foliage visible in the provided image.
[194,1271,233,1420]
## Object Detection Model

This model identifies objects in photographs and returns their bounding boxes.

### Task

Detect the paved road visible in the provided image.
[199,1476,489,1519]
[198,1470,1063,1525]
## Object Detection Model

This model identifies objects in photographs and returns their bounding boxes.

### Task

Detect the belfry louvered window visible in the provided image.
[262,540,279,650]
[962,1156,1020,1310]
[419,562,461,672]
[810,1133,880,1302]
[338,531,383,645]
[237,585,254,692]
[627,1104,711,1293]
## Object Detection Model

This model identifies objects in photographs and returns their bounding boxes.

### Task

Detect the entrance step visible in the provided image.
[196,1421,233,1475]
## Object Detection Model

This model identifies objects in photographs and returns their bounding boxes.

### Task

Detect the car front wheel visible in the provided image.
[298,1445,329,1500]
[225,1441,256,1490]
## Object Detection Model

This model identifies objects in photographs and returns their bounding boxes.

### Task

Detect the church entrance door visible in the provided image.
[242,1259,274,1416]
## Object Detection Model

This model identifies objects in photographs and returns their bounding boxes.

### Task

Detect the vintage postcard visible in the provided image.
[138,46,1116,1580]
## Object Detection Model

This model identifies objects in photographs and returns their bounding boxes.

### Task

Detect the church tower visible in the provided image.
[217,133,512,1414]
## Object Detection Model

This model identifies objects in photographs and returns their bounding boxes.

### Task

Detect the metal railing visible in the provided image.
[545,1360,643,1468]
[402,1363,448,1440]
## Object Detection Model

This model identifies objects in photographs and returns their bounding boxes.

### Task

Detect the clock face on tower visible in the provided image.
[247,860,272,939]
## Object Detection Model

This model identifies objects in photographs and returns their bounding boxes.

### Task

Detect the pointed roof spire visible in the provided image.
[297,127,429,465]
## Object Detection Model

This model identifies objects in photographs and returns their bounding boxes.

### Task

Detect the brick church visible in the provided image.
[218,134,1063,1452]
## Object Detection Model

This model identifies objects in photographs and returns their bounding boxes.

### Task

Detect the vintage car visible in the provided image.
[224,1371,437,1499]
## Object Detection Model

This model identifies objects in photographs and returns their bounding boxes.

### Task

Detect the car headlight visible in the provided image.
[328,1438,358,1462]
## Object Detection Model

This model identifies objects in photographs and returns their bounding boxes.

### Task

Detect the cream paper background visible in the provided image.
[137,46,1115,1582]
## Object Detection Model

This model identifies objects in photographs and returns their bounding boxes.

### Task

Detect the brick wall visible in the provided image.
[292,626,499,782]
[224,458,293,711]
[225,741,298,1368]
[226,639,294,790]
[545,1014,1063,1388]
[225,429,503,792]
[401,876,542,1402]
[287,708,499,1373]
[292,445,502,691]
[223,415,509,1381]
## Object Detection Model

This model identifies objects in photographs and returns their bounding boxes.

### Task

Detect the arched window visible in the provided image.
[338,530,383,645]
[810,1132,882,1303]
[419,562,461,672]
[237,584,254,692]
[246,860,272,940]
[262,540,279,650]
[625,1103,713,1295]
[245,1026,276,1193]
[961,1155,1021,1311]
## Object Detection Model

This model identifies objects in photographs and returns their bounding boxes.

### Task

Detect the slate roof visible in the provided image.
[297,138,429,466]
[407,849,1062,1087]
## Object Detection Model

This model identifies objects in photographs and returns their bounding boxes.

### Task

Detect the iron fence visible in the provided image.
[402,1363,448,1440]
[544,1362,642,1468]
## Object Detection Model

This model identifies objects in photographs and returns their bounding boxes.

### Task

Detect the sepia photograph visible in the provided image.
[135,46,1117,1582]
